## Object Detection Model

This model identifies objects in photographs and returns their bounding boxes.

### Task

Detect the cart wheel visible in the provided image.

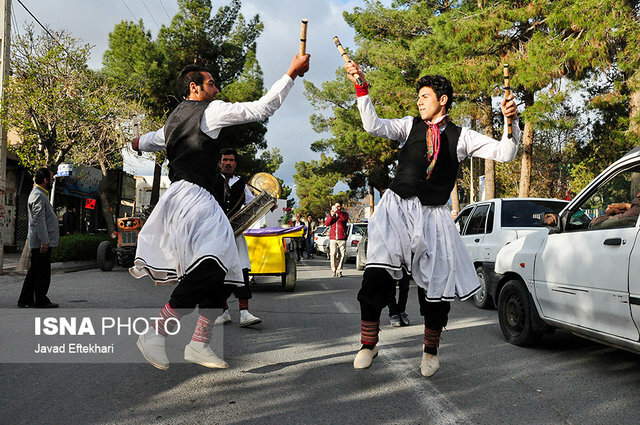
[97,241,115,271]
[281,253,297,292]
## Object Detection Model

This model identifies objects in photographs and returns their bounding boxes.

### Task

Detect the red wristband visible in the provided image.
[355,82,369,97]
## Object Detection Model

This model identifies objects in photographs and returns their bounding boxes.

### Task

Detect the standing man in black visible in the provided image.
[18,168,59,308]
[130,53,310,370]
[213,148,262,328]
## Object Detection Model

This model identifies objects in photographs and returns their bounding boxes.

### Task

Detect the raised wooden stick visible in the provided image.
[299,19,308,77]
[503,64,512,139]
[333,35,364,86]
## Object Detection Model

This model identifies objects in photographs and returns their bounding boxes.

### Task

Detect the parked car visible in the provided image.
[346,222,368,260]
[315,227,330,257]
[316,222,368,260]
[454,198,568,309]
[312,225,327,254]
[494,146,640,353]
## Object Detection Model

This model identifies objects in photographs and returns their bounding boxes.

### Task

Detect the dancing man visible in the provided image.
[213,147,262,328]
[130,53,310,370]
[344,61,519,376]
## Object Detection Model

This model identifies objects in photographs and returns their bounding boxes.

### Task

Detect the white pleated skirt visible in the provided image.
[129,180,244,286]
[235,234,251,271]
[365,190,479,302]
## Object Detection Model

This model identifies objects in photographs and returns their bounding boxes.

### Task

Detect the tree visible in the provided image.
[4,26,143,235]
[293,155,347,219]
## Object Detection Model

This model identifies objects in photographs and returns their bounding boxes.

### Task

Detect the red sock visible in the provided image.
[239,299,249,310]
[191,315,214,344]
[361,320,380,347]
[424,327,442,354]
[153,303,181,336]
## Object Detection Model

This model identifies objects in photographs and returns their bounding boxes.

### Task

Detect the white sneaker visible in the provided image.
[184,341,228,369]
[239,310,262,327]
[214,310,232,325]
[420,352,440,377]
[136,328,169,370]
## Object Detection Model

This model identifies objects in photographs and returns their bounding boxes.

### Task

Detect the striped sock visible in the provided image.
[224,301,229,310]
[153,303,181,336]
[361,320,380,347]
[192,315,214,344]
[424,327,442,354]
[239,299,249,310]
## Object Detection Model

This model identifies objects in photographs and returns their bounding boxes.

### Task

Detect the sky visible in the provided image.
[12,0,373,201]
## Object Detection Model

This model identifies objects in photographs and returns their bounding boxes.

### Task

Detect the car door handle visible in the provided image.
[603,238,622,246]
[475,238,480,243]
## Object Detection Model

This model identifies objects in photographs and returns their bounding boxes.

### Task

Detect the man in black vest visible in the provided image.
[344,61,520,376]
[129,53,310,370]
[213,148,262,328]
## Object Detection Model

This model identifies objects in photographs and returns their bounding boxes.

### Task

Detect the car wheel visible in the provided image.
[97,241,115,272]
[281,253,297,292]
[497,279,543,346]
[473,266,494,309]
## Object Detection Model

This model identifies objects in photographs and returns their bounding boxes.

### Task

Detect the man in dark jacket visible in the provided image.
[325,201,349,277]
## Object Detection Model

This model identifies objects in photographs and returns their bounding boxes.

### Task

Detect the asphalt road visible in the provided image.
[1,257,640,425]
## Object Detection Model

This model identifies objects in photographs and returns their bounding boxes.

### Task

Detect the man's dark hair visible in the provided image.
[176,65,211,99]
[220,147,238,161]
[34,167,52,184]
[416,75,454,112]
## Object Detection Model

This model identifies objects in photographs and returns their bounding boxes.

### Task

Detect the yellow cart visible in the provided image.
[244,225,304,292]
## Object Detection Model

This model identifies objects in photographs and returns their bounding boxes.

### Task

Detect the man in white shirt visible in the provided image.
[130,53,310,371]
[344,61,519,377]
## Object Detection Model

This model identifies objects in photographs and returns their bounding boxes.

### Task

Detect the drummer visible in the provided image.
[213,148,262,327]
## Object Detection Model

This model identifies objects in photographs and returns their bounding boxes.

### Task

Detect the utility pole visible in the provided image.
[0,0,11,274]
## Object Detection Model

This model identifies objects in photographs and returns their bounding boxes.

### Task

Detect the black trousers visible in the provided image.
[168,259,227,319]
[388,272,410,317]
[358,267,450,330]
[18,248,52,306]
[224,268,252,300]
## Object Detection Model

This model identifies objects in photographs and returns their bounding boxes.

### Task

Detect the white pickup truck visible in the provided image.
[495,146,640,353]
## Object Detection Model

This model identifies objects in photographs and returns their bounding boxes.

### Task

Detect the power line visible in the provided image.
[156,0,171,20]
[140,0,160,30]
[120,0,137,20]
[11,3,20,39]
[15,0,60,44]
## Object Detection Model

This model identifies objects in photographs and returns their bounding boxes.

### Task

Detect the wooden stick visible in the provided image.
[503,64,512,139]
[333,36,364,86]
[299,19,308,77]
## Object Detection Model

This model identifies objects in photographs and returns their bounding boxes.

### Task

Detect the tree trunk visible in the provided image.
[16,242,30,274]
[518,92,535,197]
[450,182,460,217]
[368,183,375,217]
[480,96,495,199]
[150,161,162,207]
[629,70,640,136]
[98,161,116,236]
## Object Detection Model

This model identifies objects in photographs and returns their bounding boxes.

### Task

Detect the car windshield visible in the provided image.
[352,224,368,236]
[501,200,567,228]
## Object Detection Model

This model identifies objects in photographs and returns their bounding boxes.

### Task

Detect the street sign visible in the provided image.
[56,163,73,177]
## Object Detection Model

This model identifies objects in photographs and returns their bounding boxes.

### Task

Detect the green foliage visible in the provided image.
[293,155,350,218]
[52,233,111,263]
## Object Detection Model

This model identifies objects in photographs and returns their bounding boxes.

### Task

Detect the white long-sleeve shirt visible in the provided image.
[357,94,520,163]
[139,74,296,152]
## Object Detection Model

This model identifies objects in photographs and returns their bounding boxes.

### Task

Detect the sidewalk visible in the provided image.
[1,251,97,275]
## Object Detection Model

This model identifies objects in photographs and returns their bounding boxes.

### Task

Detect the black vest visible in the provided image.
[165,101,225,194]
[388,117,462,206]
[212,175,246,216]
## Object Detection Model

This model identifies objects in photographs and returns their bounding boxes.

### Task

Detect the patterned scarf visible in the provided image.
[425,115,449,179]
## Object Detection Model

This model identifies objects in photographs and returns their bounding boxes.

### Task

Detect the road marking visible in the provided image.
[334,302,352,314]
[382,344,473,425]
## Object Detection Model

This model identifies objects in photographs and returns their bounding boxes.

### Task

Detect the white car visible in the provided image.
[316,223,368,260]
[495,146,640,352]
[455,198,568,309]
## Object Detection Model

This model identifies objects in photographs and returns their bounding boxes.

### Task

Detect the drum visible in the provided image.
[229,191,277,237]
